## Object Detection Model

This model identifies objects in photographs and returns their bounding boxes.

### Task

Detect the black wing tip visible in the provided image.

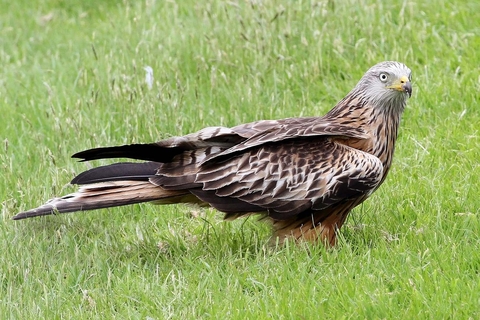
[71,144,183,163]
[70,162,160,185]
[72,155,88,162]
[71,149,103,162]
[71,152,83,159]
[71,146,126,162]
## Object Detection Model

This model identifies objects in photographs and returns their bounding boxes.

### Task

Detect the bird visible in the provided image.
[13,61,412,246]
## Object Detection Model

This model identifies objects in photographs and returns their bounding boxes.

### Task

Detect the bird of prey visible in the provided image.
[14,61,412,246]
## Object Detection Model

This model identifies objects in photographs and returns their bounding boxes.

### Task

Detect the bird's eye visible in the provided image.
[379,73,388,82]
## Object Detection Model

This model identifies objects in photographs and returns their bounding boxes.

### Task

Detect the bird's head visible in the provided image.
[356,61,412,111]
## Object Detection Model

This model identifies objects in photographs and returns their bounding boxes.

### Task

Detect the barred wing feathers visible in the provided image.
[14,117,377,224]
[189,139,383,220]
[146,118,380,220]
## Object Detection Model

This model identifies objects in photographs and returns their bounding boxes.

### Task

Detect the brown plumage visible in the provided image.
[14,61,412,246]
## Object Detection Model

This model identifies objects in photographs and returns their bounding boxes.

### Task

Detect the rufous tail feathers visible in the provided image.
[13,161,190,220]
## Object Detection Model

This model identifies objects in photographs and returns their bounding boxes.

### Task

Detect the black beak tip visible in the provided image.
[403,82,412,97]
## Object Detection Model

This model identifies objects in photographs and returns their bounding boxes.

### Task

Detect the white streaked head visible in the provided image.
[355,61,412,111]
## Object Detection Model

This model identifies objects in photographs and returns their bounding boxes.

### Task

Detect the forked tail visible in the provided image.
[13,162,189,220]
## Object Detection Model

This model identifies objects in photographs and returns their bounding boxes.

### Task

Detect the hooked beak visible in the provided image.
[387,75,412,97]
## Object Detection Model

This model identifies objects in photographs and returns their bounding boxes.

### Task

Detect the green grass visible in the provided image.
[1,0,480,318]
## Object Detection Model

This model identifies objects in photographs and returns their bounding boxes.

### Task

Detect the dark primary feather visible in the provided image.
[73,143,183,162]
[71,162,160,184]
[14,61,412,246]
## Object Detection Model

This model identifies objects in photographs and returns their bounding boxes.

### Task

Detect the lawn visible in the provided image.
[1,0,479,318]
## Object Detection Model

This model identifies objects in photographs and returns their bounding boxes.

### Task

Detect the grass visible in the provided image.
[1,0,479,318]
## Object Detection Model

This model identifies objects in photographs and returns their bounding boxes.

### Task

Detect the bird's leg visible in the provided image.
[272,211,348,247]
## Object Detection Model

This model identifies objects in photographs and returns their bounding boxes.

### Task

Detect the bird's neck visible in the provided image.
[326,96,405,171]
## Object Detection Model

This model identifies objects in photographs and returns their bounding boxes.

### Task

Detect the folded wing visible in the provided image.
[14,117,379,223]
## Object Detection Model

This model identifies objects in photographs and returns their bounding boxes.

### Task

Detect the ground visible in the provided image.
[1,0,479,318]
